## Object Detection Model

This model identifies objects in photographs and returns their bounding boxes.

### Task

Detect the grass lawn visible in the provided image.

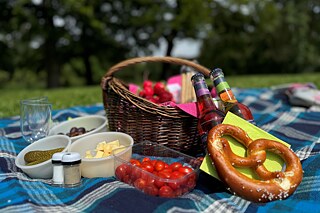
[1,86,102,118]
[1,73,319,118]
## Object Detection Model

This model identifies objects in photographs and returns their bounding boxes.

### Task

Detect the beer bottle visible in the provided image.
[191,73,225,153]
[210,68,254,123]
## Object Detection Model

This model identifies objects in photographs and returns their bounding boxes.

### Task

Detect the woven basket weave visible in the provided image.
[100,56,211,156]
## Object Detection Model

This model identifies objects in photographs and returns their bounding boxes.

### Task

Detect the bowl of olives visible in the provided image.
[15,135,71,179]
[48,115,108,142]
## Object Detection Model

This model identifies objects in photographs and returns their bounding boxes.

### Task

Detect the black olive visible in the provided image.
[78,127,86,134]
[69,127,78,134]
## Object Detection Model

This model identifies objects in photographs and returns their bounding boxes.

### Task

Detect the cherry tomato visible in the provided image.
[122,174,132,184]
[159,185,175,198]
[168,171,184,190]
[141,161,154,173]
[161,168,173,174]
[130,159,141,167]
[144,183,159,196]
[170,171,184,179]
[178,166,193,175]
[154,172,168,188]
[157,170,171,179]
[142,157,151,162]
[146,175,156,186]
[155,160,165,171]
[140,169,150,181]
[163,162,169,169]
[186,177,196,189]
[131,166,142,181]
[134,178,147,190]
[169,162,183,171]
[150,160,157,167]
[115,164,130,181]
[186,173,197,189]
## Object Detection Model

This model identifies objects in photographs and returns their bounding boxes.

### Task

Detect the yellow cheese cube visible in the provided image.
[85,150,93,159]
[107,140,120,147]
[85,139,123,159]
[94,150,104,158]
[96,141,108,151]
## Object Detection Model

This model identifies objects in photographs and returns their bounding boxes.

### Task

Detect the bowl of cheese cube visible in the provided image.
[69,132,134,178]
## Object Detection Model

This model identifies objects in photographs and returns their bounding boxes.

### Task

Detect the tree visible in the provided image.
[199,0,320,75]
[0,0,17,84]
[3,0,131,88]
[108,0,212,79]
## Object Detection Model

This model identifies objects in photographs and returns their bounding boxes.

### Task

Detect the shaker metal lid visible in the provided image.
[61,152,81,165]
[52,152,65,164]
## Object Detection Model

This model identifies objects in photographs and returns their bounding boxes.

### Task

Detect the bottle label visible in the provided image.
[216,82,230,93]
[194,82,210,96]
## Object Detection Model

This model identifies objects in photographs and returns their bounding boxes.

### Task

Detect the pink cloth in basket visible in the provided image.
[129,83,140,95]
[160,102,198,118]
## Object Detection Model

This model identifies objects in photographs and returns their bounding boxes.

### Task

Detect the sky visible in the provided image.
[152,38,201,59]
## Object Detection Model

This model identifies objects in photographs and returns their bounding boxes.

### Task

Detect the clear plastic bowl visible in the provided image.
[114,141,201,198]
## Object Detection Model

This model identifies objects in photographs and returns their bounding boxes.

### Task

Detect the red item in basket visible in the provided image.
[138,80,173,104]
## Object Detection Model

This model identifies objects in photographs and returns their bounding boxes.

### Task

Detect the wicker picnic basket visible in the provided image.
[100,56,211,156]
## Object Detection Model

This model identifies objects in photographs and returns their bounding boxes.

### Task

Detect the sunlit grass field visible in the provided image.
[1,73,319,118]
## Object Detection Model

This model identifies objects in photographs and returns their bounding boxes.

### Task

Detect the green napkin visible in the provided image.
[200,112,289,180]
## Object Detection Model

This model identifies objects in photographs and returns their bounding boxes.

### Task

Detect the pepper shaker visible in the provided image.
[62,152,82,187]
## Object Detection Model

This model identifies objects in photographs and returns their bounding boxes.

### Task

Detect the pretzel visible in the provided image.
[207,124,303,202]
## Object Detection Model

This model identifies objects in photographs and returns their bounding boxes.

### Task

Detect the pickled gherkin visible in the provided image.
[24,147,64,166]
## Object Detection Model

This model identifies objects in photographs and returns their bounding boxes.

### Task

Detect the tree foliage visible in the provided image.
[199,0,320,75]
[0,0,319,89]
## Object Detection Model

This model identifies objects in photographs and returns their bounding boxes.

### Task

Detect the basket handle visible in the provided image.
[103,56,211,79]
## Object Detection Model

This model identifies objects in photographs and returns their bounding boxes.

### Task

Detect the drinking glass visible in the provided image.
[20,98,52,143]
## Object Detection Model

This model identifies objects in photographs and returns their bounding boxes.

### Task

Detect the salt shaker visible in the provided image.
[62,152,82,187]
[52,152,65,185]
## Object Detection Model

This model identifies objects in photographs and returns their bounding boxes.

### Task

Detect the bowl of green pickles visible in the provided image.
[15,135,71,179]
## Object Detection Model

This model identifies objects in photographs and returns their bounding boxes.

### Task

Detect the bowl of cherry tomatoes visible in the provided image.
[113,141,202,198]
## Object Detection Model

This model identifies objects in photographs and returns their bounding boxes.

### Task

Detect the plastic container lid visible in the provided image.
[52,152,65,164]
[61,152,81,165]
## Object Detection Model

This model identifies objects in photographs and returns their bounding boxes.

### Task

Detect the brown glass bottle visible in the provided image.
[210,68,254,123]
[191,73,225,153]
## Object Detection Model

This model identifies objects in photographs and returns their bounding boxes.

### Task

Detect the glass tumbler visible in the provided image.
[20,98,52,143]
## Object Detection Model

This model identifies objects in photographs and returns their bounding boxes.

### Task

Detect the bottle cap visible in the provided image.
[210,68,224,79]
[52,152,65,164]
[191,72,205,82]
[61,152,81,165]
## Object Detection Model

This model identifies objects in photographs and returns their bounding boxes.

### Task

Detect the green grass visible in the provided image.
[0,86,102,118]
[1,73,319,118]
[227,73,320,88]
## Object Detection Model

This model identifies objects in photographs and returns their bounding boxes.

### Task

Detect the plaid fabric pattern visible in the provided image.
[0,88,319,213]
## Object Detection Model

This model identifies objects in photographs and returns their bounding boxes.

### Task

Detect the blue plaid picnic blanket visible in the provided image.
[1,87,320,213]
